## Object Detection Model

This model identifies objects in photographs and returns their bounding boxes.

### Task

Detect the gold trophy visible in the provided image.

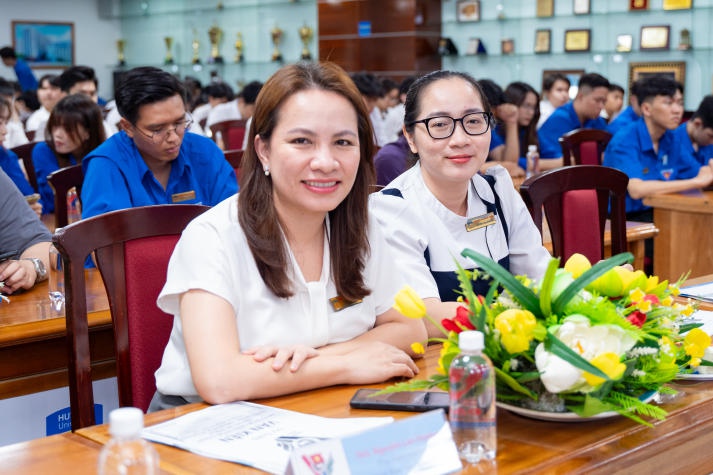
[208,24,224,64]
[234,32,244,63]
[116,39,126,67]
[271,25,284,62]
[191,29,201,64]
[298,23,313,60]
[164,37,174,65]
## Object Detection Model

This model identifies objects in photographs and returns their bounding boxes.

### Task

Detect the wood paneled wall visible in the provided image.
[318,0,442,80]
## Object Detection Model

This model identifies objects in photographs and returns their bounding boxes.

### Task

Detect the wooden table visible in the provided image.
[0,432,103,475]
[643,189,713,282]
[71,345,713,475]
[541,220,658,271]
[0,269,113,399]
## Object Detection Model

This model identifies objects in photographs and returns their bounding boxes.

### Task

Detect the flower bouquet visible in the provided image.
[387,250,712,426]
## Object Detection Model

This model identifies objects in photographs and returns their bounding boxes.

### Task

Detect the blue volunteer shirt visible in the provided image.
[0,147,34,195]
[672,122,713,166]
[537,102,607,159]
[603,119,699,214]
[81,131,237,219]
[14,59,38,92]
[32,141,78,214]
[606,105,640,139]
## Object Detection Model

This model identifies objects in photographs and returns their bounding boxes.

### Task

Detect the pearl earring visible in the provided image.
[264,166,270,176]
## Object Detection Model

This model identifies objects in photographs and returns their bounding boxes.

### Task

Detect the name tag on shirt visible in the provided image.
[465,212,496,232]
[329,296,362,312]
[172,190,196,203]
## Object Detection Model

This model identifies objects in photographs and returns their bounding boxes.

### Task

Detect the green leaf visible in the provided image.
[544,330,610,380]
[552,252,633,315]
[461,248,540,313]
[538,258,560,319]
[494,367,538,399]
[454,260,486,330]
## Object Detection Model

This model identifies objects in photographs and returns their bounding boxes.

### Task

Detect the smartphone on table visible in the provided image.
[349,388,450,413]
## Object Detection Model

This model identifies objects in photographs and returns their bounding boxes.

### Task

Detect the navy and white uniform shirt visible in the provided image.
[369,164,551,302]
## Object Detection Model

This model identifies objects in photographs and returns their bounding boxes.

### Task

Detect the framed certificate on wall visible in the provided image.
[663,0,692,10]
[564,29,591,52]
[537,0,554,17]
[640,25,670,51]
[535,29,552,54]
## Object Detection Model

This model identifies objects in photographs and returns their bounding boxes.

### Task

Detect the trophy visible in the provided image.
[298,23,313,60]
[191,29,201,64]
[234,32,244,63]
[164,37,174,65]
[678,28,692,50]
[208,24,224,64]
[271,25,284,62]
[116,39,126,67]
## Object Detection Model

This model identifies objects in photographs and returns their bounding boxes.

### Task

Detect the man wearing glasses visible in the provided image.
[81,67,237,219]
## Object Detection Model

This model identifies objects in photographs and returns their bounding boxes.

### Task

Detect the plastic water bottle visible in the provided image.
[449,330,496,464]
[67,188,81,223]
[48,243,65,316]
[98,407,159,475]
[526,144,539,178]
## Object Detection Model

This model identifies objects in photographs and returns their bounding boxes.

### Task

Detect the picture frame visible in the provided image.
[663,0,692,10]
[501,39,514,55]
[640,25,670,51]
[534,29,552,54]
[573,0,590,15]
[629,0,649,10]
[616,34,633,53]
[457,0,481,22]
[564,29,591,53]
[466,37,487,55]
[11,21,74,69]
[537,0,554,18]
[628,61,686,93]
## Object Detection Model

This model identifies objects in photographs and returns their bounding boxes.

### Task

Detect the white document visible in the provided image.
[141,401,393,474]
[680,282,713,303]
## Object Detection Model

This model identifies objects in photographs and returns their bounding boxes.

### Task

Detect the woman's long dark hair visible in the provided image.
[504,81,540,158]
[45,94,106,167]
[238,61,375,300]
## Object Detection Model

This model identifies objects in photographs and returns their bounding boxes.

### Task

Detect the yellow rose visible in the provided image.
[393,285,427,319]
[494,309,537,354]
[583,352,626,386]
[564,253,591,278]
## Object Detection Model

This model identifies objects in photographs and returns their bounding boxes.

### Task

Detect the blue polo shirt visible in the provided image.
[603,119,699,214]
[32,141,78,214]
[14,59,38,92]
[537,102,607,159]
[81,131,237,219]
[606,106,640,138]
[0,147,34,196]
[672,122,713,166]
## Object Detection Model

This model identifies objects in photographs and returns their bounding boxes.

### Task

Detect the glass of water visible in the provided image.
[48,244,65,315]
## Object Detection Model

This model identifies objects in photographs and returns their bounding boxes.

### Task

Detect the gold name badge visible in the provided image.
[171,190,197,203]
[465,212,496,232]
[329,295,362,312]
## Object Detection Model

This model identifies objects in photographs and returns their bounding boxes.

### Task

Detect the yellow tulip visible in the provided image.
[564,253,591,278]
[583,352,626,386]
[494,309,537,354]
[684,328,711,360]
[393,285,427,319]
[411,342,425,355]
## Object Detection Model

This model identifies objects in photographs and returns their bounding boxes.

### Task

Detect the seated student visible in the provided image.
[0,169,51,295]
[150,61,425,408]
[673,95,713,166]
[192,82,233,130]
[602,83,625,123]
[537,73,571,129]
[502,81,540,173]
[0,79,28,149]
[14,89,39,125]
[0,97,39,216]
[369,70,551,338]
[606,79,643,138]
[537,72,610,169]
[81,67,237,219]
[373,130,411,187]
[56,65,118,137]
[478,79,524,178]
[351,72,384,146]
[603,75,713,221]
[25,74,61,138]
[32,94,106,214]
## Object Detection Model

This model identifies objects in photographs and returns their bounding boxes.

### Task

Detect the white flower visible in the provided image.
[534,315,638,393]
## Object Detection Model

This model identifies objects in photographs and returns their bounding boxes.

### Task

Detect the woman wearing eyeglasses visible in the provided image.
[370,70,550,337]
[81,66,237,220]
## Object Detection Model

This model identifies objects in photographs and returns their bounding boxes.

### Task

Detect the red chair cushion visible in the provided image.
[561,189,602,263]
[579,141,600,165]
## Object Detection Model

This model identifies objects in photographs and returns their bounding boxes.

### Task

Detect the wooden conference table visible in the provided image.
[644,189,713,282]
[0,269,113,399]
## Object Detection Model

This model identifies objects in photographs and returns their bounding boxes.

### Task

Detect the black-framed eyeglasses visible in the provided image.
[409,112,493,140]
[134,115,194,143]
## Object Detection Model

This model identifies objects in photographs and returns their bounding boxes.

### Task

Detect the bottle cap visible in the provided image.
[108,407,145,438]
[527,144,537,152]
[459,330,484,351]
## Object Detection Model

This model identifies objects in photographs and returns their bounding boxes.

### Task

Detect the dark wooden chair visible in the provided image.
[10,141,41,193]
[53,204,210,430]
[47,164,84,229]
[209,119,247,150]
[519,165,628,264]
[224,149,244,186]
[558,128,613,166]
[25,130,36,142]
